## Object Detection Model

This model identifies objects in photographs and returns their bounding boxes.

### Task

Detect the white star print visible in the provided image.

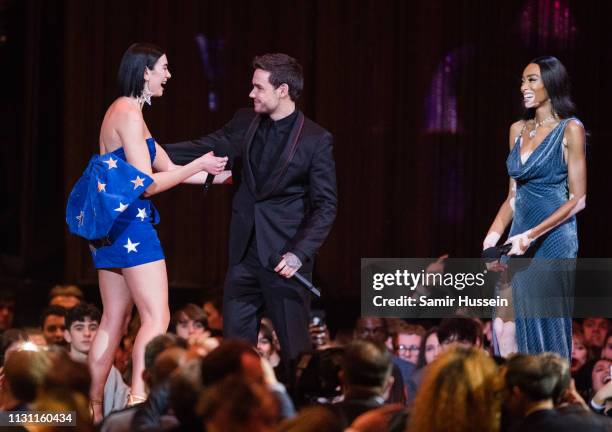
[123,238,140,253]
[114,202,128,212]
[97,180,106,192]
[136,208,147,221]
[131,176,145,189]
[103,157,118,169]
[76,210,85,226]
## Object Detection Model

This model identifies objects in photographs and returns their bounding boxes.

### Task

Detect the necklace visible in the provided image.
[528,115,555,138]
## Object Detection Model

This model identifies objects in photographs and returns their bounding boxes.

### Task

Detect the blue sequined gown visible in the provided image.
[505,118,578,358]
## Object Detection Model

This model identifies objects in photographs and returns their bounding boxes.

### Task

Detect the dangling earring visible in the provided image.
[139,81,153,106]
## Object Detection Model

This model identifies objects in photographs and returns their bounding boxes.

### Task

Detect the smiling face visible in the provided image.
[145,54,171,97]
[249,69,287,115]
[592,358,612,392]
[520,63,549,109]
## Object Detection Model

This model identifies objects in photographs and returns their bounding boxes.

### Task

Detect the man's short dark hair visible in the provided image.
[144,333,188,371]
[41,305,67,327]
[437,318,481,346]
[506,354,560,401]
[200,339,259,386]
[341,340,392,388]
[253,53,303,102]
[64,303,101,329]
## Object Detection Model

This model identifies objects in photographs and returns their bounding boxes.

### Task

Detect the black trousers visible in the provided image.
[223,235,312,364]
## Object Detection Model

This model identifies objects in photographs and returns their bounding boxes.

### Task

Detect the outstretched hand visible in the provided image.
[198,151,228,175]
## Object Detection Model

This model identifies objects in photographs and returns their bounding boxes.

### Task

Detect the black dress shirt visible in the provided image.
[249,109,298,191]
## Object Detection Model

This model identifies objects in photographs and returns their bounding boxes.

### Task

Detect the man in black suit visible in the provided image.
[165,53,337,372]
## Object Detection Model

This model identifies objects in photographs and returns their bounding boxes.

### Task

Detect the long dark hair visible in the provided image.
[522,56,576,120]
[117,43,164,98]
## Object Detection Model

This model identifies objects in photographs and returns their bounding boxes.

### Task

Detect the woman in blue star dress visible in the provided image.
[73,43,228,421]
[483,56,586,359]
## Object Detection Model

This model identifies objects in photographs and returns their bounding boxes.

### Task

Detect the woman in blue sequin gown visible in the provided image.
[83,43,228,421]
[483,56,586,359]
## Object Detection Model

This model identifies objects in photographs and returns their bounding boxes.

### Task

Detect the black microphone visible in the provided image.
[482,243,512,260]
[203,146,228,194]
[269,254,321,297]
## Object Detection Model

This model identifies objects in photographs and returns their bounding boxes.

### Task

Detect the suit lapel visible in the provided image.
[258,111,305,200]
[243,114,261,194]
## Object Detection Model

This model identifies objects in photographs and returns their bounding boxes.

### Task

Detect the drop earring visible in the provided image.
[140,81,153,106]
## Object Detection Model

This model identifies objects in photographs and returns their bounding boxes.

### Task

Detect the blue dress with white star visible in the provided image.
[66,138,165,269]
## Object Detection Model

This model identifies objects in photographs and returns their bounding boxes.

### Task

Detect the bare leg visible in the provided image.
[88,269,134,423]
[122,259,170,398]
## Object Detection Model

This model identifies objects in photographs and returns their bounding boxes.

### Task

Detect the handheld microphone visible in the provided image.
[269,254,321,297]
[482,243,512,260]
[203,146,228,194]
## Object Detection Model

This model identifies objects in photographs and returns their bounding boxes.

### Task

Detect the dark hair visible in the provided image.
[416,326,439,368]
[253,53,303,101]
[200,340,259,386]
[341,340,392,388]
[437,318,481,346]
[118,42,164,98]
[522,56,576,120]
[41,305,67,327]
[171,303,208,328]
[144,333,187,371]
[505,353,560,401]
[64,303,101,329]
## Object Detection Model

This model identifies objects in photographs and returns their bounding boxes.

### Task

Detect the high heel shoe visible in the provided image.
[127,393,147,406]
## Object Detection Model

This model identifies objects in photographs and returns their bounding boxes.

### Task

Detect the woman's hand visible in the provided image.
[197,152,228,175]
[505,229,533,256]
[483,232,501,250]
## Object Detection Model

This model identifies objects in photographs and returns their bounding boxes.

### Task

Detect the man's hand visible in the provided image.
[274,252,302,278]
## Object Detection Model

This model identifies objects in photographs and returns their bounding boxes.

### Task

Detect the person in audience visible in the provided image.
[504,353,612,431]
[199,375,280,432]
[171,303,208,340]
[409,326,441,391]
[294,346,344,407]
[572,326,589,374]
[0,347,51,410]
[331,340,394,428]
[600,332,612,360]
[258,317,283,370]
[64,302,129,416]
[408,346,502,432]
[23,327,47,347]
[583,317,610,357]
[437,317,482,350]
[393,322,425,365]
[101,333,188,432]
[276,405,342,432]
[48,284,84,309]
[41,305,68,347]
[354,316,408,404]
[203,294,224,337]
[0,289,16,334]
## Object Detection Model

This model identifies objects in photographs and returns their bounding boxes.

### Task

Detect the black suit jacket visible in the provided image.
[165,108,337,273]
[509,407,612,432]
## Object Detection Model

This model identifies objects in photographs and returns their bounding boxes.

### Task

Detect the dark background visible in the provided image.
[1,0,610,327]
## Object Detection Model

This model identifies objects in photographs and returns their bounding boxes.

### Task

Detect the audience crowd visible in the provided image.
[1,285,611,431]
